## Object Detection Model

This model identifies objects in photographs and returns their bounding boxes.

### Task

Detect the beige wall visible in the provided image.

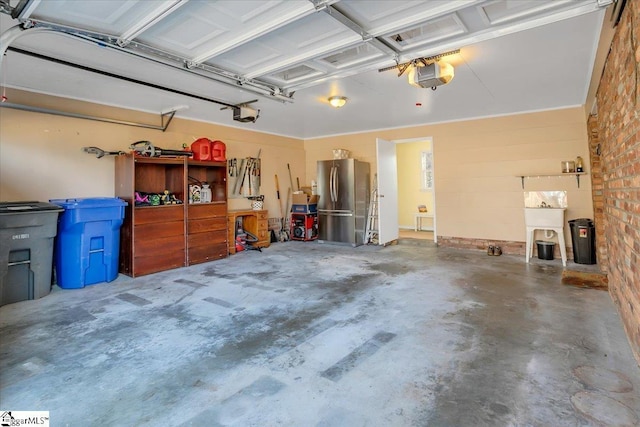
[1,89,593,247]
[0,91,304,218]
[396,140,434,229]
[304,107,594,246]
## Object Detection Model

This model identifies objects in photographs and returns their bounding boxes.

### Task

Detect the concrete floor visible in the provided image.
[1,242,639,426]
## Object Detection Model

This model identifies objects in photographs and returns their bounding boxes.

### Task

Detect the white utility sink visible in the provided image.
[524,208,566,228]
[524,208,567,266]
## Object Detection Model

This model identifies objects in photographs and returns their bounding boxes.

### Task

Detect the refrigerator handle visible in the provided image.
[334,165,339,201]
[329,165,333,203]
[330,166,336,202]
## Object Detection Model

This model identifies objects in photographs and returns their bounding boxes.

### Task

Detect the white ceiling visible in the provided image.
[0,0,611,139]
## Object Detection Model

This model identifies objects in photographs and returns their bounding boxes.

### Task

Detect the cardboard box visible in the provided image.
[292,193,319,213]
[292,193,319,205]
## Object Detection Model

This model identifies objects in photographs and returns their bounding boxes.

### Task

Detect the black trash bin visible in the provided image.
[536,240,555,260]
[568,218,596,264]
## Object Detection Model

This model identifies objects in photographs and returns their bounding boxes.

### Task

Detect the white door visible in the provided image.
[376,138,399,245]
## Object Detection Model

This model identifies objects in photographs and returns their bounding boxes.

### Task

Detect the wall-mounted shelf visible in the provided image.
[517,173,588,189]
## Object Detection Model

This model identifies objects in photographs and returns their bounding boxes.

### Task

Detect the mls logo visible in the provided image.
[0,411,50,426]
[1,411,15,426]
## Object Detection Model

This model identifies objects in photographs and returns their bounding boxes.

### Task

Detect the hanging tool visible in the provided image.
[296,177,300,191]
[130,140,192,157]
[82,146,125,158]
[253,148,262,194]
[247,161,252,196]
[240,157,253,195]
[228,158,237,177]
[233,158,246,195]
[256,158,261,187]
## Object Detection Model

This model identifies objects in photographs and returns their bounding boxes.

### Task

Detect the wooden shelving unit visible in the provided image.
[186,159,228,266]
[115,155,228,277]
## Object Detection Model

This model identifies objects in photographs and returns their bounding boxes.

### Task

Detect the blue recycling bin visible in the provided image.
[50,198,127,289]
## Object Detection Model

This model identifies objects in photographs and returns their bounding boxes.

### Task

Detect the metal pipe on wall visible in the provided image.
[0,101,178,131]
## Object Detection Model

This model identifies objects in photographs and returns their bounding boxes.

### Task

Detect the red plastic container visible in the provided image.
[191,138,212,161]
[211,140,226,161]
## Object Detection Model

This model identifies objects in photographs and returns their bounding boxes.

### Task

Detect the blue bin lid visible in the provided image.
[49,197,128,209]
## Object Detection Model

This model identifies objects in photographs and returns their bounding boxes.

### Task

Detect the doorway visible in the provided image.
[383,137,436,243]
[398,138,435,242]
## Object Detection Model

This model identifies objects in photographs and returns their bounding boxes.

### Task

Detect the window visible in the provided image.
[421,150,433,191]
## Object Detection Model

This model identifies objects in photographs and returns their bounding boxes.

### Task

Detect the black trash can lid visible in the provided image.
[569,218,593,225]
[535,240,555,246]
[0,201,64,215]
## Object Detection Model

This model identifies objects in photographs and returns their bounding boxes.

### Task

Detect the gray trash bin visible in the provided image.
[0,201,63,306]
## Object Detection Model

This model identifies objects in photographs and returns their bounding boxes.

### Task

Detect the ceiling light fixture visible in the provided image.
[328,96,347,108]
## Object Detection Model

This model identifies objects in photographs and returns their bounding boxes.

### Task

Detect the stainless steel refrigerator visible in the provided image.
[317,159,370,246]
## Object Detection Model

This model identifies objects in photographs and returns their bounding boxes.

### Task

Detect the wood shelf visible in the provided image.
[115,154,228,277]
[517,172,588,189]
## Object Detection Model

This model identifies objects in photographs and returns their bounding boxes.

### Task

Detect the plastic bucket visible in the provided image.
[536,240,555,260]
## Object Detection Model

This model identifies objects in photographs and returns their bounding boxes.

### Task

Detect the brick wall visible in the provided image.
[594,0,640,364]
[587,116,608,272]
[438,236,574,259]
[438,236,525,255]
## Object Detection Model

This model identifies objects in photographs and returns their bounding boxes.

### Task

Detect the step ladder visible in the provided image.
[364,174,379,244]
